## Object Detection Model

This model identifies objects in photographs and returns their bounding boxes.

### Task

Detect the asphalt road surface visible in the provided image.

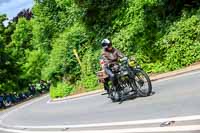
[0,70,200,133]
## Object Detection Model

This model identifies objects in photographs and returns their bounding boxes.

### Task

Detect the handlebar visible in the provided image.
[120,57,128,62]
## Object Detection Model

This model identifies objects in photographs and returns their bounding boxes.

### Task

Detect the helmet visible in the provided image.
[101,39,112,48]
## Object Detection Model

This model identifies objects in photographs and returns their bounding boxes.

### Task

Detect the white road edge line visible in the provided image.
[1,70,200,131]
[1,125,200,133]
[7,114,200,129]
[46,93,101,104]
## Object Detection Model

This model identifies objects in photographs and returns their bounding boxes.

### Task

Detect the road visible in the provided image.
[0,70,200,133]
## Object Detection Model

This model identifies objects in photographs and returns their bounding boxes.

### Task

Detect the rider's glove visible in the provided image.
[120,57,128,62]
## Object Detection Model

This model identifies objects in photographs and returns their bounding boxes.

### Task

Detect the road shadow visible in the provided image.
[118,91,156,104]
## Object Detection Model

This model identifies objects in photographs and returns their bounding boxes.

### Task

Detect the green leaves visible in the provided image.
[1,0,200,97]
[42,23,89,83]
[11,18,32,50]
[50,82,74,98]
[155,10,200,71]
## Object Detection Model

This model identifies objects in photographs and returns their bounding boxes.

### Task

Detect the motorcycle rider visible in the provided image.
[101,38,125,94]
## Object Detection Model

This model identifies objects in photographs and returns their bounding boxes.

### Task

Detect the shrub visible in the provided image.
[50,82,74,99]
[76,49,100,92]
[156,12,200,71]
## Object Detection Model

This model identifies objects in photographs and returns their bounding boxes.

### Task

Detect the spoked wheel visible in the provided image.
[110,86,121,102]
[134,69,152,97]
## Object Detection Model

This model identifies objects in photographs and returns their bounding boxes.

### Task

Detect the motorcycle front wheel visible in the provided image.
[110,86,121,102]
[133,69,152,97]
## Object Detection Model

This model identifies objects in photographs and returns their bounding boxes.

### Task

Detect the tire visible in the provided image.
[110,87,121,102]
[133,69,152,97]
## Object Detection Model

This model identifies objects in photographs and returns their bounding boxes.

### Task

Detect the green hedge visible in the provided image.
[50,82,74,99]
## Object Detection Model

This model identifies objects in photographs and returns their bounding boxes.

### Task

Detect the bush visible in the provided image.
[78,75,99,92]
[75,48,100,92]
[4,0,200,99]
[42,23,90,83]
[155,12,200,71]
[50,82,74,99]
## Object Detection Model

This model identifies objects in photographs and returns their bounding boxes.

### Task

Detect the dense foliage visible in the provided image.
[0,0,200,98]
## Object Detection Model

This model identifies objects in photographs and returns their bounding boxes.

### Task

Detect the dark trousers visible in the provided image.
[103,67,117,93]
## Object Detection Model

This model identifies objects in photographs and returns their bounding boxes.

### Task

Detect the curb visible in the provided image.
[150,63,200,81]
[50,89,104,102]
[50,63,200,103]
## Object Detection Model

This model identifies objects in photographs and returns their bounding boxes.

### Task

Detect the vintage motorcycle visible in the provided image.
[97,57,152,102]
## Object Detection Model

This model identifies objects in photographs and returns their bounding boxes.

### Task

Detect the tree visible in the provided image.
[0,14,21,93]
[12,9,33,22]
